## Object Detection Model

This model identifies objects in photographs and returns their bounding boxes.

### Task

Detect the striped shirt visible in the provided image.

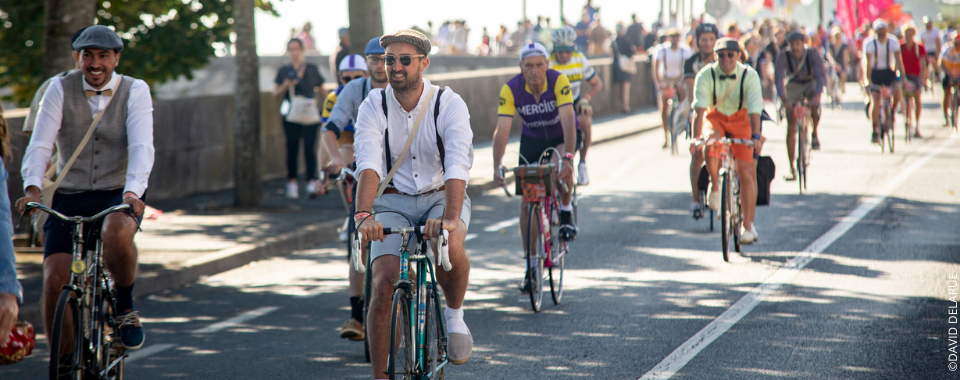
[549,51,596,100]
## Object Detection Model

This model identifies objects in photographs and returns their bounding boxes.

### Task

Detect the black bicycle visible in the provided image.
[24,202,135,380]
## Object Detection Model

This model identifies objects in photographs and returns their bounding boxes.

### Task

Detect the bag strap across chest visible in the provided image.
[381,87,446,188]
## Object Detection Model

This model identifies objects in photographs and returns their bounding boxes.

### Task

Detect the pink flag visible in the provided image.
[836,0,898,39]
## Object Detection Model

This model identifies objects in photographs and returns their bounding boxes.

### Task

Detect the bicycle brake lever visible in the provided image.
[438,230,452,272]
[352,231,366,274]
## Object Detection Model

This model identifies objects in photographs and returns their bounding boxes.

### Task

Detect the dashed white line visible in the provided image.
[639,133,958,380]
[125,343,176,363]
[191,306,280,334]
[465,233,478,241]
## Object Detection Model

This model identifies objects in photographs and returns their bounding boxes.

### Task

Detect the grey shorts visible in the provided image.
[785,81,818,104]
[370,191,472,262]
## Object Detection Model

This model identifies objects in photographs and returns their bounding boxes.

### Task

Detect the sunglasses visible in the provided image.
[384,54,425,67]
[341,75,363,82]
[716,51,739,59]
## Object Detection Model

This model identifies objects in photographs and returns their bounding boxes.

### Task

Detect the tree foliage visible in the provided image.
[0,0,281,106]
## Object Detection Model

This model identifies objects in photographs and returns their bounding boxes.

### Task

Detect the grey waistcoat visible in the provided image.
[57,71,132,193]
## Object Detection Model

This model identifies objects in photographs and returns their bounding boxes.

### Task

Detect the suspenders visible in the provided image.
[381,88,447,187]
[710,66,748,111]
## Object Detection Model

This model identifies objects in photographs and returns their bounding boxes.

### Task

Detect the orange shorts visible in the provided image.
[703,108,755,162]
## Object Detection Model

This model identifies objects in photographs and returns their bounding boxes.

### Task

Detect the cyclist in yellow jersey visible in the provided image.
[549,26,603,185]
[940,33,960,125]
[494,43,579,246]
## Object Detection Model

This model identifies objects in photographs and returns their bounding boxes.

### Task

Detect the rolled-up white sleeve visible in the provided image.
[438,89,473,184]
[353,91,385,182]
[123,79,155,197]
[21,77,64,191]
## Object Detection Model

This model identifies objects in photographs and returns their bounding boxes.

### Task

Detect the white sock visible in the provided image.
[444,307,469,335]
[559,203,573,212]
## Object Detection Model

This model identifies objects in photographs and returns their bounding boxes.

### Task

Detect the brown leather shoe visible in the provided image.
[338,318,365,341]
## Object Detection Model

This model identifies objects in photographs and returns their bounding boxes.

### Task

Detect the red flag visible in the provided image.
[764,0,774,9]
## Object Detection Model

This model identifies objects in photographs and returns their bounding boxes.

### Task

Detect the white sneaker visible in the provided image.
[305,180,317,194]
[285,182,299,199]
[707,190,720,211]
[740,224,758,244]
[577,162,590,185]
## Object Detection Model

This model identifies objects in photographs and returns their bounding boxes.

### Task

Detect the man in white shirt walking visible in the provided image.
[352,29,474,379]
[16,25,153,351]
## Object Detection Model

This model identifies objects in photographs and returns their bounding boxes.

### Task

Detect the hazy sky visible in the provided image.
[254,0,707,56]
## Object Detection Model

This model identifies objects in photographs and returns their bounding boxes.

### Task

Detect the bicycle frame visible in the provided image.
[25,202,133,379]
[355,226,451,379]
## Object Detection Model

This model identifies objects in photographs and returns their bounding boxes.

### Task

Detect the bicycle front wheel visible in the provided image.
[797,126,806,195]
[720,172,732,262]
[50,289,85,380]
[525,203,544,312]
[388,288,414,380]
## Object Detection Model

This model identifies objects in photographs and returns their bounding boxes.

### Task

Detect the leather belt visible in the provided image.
[383,185,446,196]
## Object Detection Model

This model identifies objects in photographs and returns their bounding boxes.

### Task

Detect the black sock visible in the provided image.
[350,296,363,323]
[560,210,572,226]
[115,282,135,314]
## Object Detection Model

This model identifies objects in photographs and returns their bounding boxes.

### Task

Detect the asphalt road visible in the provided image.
[4,90,960,380]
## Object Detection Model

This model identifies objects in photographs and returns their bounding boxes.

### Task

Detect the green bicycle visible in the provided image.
[352,224,451,380]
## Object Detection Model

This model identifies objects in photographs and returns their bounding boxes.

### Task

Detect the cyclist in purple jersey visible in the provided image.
[494,43,579,250]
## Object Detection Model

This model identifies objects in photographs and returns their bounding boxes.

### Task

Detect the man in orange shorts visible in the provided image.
[691,38,765,244]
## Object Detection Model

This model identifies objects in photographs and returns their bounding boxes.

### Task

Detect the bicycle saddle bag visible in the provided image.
[514,165,555,202]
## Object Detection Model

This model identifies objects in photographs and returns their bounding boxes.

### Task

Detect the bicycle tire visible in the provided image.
[362,241,372,363]
[525,203,544,312]
[50,289,85,380]
[548,197,564,305]
[798,125,806,195]
[423,284,444,380]
[733,172,742,254]
[387,288,413,380]
[720,172,731,262]
[93,278,125,380]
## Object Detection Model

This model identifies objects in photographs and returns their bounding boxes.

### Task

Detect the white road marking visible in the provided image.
[125,343,176,363]
[191,306,280,334]
[465,233,478,241]
[639,134,958,380]
[483,217,520,232]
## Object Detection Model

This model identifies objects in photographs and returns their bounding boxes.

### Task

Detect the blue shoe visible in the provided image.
[116,311,145,350]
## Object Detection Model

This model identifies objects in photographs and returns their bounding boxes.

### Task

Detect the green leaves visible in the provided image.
[0,0,281,106]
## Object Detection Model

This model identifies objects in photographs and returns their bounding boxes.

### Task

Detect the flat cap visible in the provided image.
[380,29,431,56]
[714,37,741,52]
[72,25,123,52]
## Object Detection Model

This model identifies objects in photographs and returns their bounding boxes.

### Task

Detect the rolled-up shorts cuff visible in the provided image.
[369,192,471,263]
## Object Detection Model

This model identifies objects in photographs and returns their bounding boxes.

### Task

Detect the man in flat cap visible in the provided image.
[353,29,475,377]
[17,24,154,354]
[691,37,764,244]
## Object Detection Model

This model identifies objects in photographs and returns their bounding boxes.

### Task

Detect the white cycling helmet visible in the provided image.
[551,26,577,49]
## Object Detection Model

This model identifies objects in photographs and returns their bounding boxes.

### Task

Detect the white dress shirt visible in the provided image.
[21,72,155,197]
[354,78,473,195]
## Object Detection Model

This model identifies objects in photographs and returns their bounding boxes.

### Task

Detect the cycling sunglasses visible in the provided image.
[716,51,739,59]
[341,75,363,82]
[384,54,425,67]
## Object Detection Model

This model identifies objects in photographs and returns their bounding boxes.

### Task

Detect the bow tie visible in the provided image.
[84,89,113,98]
[718,74,737,81]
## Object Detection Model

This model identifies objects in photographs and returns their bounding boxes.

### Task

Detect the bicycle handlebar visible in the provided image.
[23,202,133,224]
[351,225,451,274]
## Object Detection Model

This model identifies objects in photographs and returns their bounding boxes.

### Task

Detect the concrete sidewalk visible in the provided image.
[14,107,662,324]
